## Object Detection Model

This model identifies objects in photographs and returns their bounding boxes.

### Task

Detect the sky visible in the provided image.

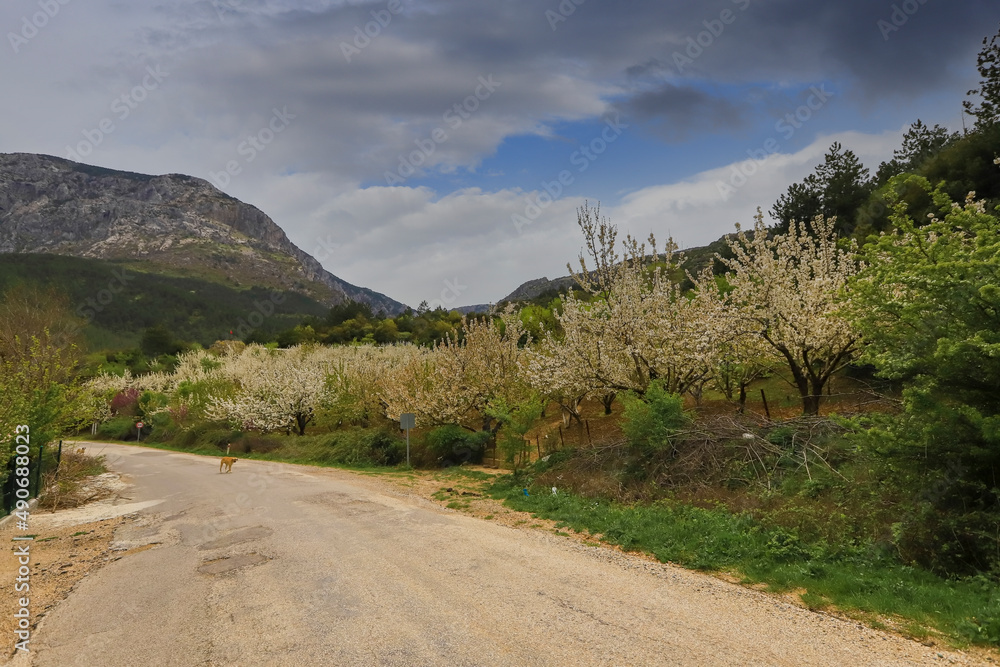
[1,0,997,309]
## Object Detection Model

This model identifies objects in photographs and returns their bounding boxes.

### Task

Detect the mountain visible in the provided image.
[499,276,577,303]
[498,236,738,304]
[452,304,492,314]
[0,153,407,315]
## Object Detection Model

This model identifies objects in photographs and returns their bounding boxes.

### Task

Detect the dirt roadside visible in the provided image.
[0,467,169,663]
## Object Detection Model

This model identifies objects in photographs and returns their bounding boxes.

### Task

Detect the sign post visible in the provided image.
[399,413,416,467]
[136,421,144,442]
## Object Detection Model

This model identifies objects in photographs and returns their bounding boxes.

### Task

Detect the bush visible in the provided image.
[98,415,137,440]
[110,388,140,416]
[38,451,108,512]
[620,380,690,453]
[230,435,282,454]
[318,428,404,466]
[172,422,241,451]
[424,425,490,466]
[202,428,243,451]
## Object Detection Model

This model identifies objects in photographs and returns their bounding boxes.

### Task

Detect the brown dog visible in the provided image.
[220,457,237,473]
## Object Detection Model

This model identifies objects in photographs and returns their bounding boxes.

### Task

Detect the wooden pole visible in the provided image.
[585,420,592,445]
[33,442,43,498]
[558,426,564,449]
[760,389,771,420]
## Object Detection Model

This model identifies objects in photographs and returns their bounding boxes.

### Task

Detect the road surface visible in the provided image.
[13,444,984,666]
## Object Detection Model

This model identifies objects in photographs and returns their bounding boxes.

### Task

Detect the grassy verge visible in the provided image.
[77,425,406,472]
[489,472,1000,649]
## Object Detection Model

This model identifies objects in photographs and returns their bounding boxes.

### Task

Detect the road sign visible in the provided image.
[136,422,144,429]
[399,413,416,466]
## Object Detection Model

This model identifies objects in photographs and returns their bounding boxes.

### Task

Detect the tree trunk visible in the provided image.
[802,392,821,416]
[601,392,616,415]
[783,359,822,416]
[738,384,747,413]
[805,376,827,416]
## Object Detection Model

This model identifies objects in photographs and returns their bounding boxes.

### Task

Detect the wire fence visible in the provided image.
[1,440,63,517]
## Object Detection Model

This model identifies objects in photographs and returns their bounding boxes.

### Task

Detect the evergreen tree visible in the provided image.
[770,142,871,236]
[964,23,1000,131]
[874,120,956,186]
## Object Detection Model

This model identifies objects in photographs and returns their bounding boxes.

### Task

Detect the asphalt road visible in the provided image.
[14,444,983,666]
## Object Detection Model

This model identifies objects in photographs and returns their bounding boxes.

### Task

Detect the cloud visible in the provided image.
[616,83,747,142]
[277,183,584,307]
[0,0,993,308]
[608,128,904,249]
[255,128,902,307]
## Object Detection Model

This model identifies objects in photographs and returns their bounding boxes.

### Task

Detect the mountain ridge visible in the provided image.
[0,153,407,315]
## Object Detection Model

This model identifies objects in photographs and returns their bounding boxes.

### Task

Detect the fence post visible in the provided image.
[33,441,44,499]
[56,440,63,478]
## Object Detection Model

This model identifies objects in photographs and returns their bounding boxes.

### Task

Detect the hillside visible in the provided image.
[499,235,737,304]
[0,153,407,315]
[0,254,330,348]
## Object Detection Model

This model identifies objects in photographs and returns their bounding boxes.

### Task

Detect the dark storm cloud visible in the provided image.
[602,0,996,98]
[616,84,746,141]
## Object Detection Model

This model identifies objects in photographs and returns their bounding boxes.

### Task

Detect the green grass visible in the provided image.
[76,425,408,473]
[489,475,1000,648]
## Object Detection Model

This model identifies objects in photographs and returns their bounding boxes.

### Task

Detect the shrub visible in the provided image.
[38,451,108,512]
[425,425,490,466]
[98,415,137,440]
[230,435,282,454]
[620,380,690,453]
[172,422,241,451]
[109,388,140,416]
[318,428,404,466]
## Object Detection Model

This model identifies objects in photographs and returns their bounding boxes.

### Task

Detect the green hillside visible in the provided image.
[0,254,329,349]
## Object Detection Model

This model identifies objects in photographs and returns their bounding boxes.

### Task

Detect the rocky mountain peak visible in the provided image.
[0,153,406,315]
